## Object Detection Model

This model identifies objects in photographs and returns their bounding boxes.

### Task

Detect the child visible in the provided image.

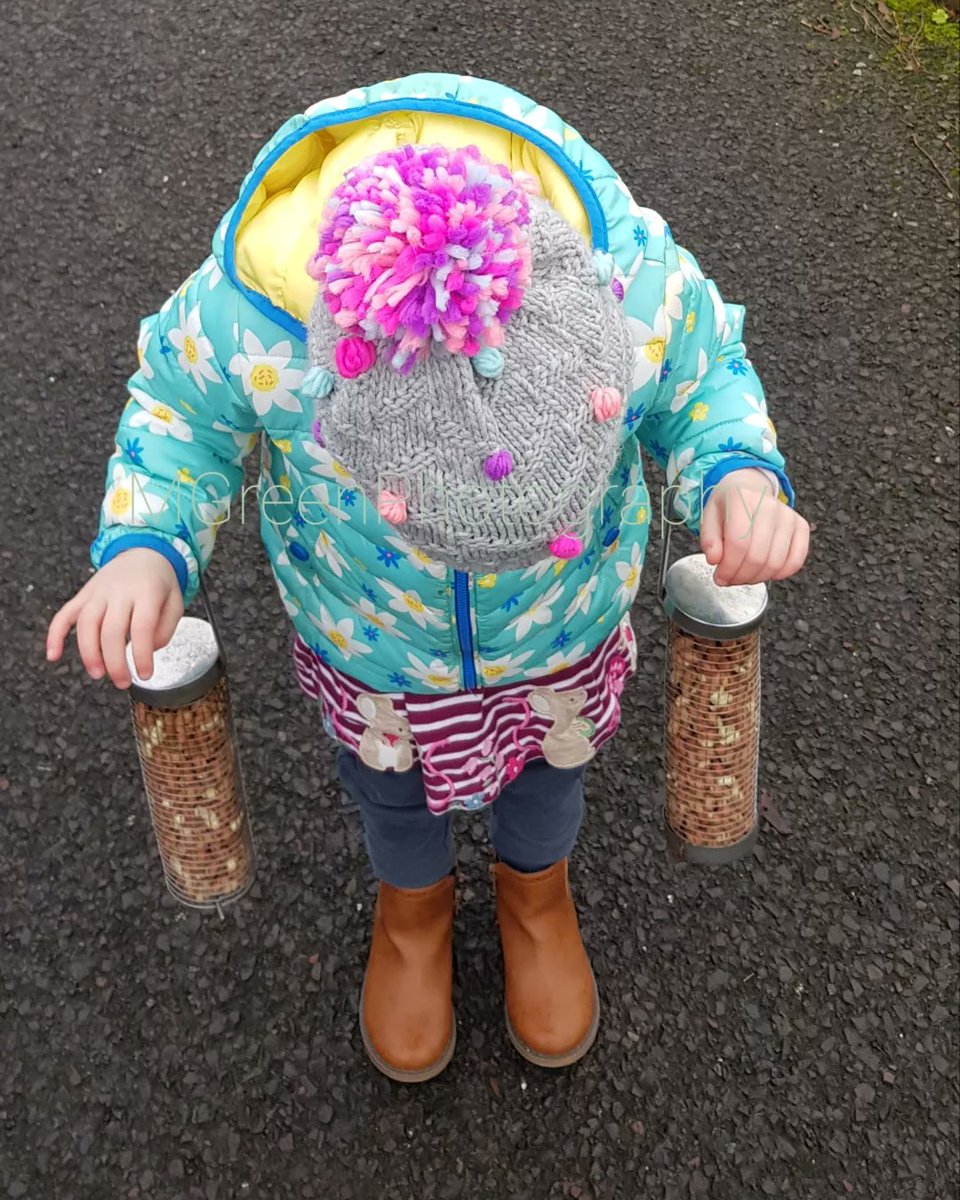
[46,74,809,1083]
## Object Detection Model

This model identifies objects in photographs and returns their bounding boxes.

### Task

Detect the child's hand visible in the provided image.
[700,468,810,587]
[46,549,184,689]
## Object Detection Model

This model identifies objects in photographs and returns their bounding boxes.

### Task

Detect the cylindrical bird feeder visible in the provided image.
[659,520,768,864]
[126,582,255,910]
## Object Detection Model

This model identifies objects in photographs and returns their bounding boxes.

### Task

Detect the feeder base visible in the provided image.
[663,816,758,865]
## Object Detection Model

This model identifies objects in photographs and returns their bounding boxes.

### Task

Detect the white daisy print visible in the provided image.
[301,440,356,487]
[200,257,224,290]
[127,387,194,442]
[677,248,704,285]
[102,463,168,527]
[507,582,564,642]
[306,605,372,659]
[520,555,568,583]
[229,330,304,418]
[212,421,258,467]
[670,348,709,413]
[741,391,777,454]
[136,327,155,381]
[167,303,220,394]
[313,528,349,578]
[275,548,308,591]
[500,97,564,145]
[663,270,684,331]
[350,597,411,643]
[564,576,599,622]
[403,652,460,692]
[480,649,535,685]
[384,535,446,578]
[626,308,669,392]
[377,579,447,630]
[529,642,588,676]
[615,544,643,608]
[194,498,230,562]
[298,480,351,524]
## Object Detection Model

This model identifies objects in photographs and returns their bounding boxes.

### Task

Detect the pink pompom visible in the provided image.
[378,490,407,525]
[512,170,542,197]
[308,144,533,373]
[335,336,377,379]
[484,450,514,482]
[591,387,622,422]
[549,533,583,560]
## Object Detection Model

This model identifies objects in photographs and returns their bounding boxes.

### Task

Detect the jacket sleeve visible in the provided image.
[89,259,261,606]
[635,238,795,532]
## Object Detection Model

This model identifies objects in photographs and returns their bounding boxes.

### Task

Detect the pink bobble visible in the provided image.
[484,450,514,481]
[549,533,583,560]
[335,336,377,379]
[378,490,407,525]
[591,386,622,422]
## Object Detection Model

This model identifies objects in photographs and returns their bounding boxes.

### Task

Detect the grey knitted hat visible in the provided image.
[303,158,632,574]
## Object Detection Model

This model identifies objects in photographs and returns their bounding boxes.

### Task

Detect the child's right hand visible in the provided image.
[46,549,184,689]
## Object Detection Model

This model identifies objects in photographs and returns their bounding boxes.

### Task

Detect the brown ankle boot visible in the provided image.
[493,858,599,1068]
[359,874,456,1083]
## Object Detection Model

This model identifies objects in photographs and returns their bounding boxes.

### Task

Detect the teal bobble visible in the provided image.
[472,346,505,379]
[301,366,335,399]
[593,251,615,286]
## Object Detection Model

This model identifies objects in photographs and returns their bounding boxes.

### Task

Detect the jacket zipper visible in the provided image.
[453,571,477,690]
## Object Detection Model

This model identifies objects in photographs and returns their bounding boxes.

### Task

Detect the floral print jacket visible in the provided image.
[90,73,794,696]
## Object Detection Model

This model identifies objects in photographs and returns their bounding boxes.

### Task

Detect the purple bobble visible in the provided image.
[611,278,625,302]
[312,418,325,447]
[484,450,513,482]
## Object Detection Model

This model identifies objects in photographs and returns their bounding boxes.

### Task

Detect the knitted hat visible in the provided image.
[304,144,632,574]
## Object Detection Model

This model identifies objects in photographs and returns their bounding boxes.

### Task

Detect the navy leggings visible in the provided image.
[337,748,586,888]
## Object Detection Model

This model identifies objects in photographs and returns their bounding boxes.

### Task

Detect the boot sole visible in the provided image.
[359,984,457,1084]
[504,979,600,1069]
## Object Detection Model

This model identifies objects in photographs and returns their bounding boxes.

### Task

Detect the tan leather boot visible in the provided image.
[359,874,456,1083]
[493,858,599,1068]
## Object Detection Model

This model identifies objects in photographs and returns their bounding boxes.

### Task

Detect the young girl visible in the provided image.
[46,74,809,1083]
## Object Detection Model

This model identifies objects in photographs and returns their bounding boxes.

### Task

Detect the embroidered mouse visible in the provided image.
[528,686,596,769]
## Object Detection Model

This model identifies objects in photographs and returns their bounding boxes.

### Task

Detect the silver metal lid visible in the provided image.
[126,617,222,707]
[662,553,768,639]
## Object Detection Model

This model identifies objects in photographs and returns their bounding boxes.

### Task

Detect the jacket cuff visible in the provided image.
[96,533,191,595]
[701,456,795,508]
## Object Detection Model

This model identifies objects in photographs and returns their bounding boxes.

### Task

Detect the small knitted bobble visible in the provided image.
[591,386,622,422]
[311,418,325,447]
[611,278,625,302]
[378,490,407,525]
[335,337,377,379]
[593,251,615,286]
[301,366,335,399]
[549,532,583,560]
[473,346,505,379]
[484,450,514,482]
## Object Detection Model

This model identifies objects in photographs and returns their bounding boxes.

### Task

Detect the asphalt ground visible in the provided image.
[1,2,958,1197]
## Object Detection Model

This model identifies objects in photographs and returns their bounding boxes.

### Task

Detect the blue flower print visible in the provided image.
[625,405,645,430]
[726,359,749,377]
[340,489,357,508]
[362,624,380,642]
[427,647,450,659]
[579,166,595,182]
[389,672,411,689]
[461,793,488,811]
[175,521,191,543]
[650,440,668,463]
[376,547,401,569]
[551,630,572,650]
[660,359,672,383]
[123,437,144,466]
[216,414,238,430]
[362,584,378,602]
[291,510,306,529]
[633,225,648,248]
[158,335,171,357]
[601,504,614,527]
[309,642,330,664]
[577,550,596,570]
[718,436,745,452]
[500,595,521,612]
[619,466,631,488]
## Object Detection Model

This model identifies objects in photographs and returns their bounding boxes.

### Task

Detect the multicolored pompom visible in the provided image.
[308,144,533,374]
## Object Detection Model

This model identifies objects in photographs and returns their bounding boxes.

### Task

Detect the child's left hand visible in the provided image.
[700,468,810,587]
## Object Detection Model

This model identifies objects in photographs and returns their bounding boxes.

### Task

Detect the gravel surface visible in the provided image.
[2,2,958,1197]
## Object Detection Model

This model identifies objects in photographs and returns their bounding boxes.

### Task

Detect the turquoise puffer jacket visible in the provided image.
[90,73,793,694]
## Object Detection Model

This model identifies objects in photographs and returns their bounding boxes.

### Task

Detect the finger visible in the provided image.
[46,595,83,662]
[76,599,109,679]
[100,597,135,689]
[760,514,796,583]
[729,514,775,585]
[129,595,163,680]
[155,588,183,650]
[774,516,811,580]
[712,487,761,584]
[699,493,723,565]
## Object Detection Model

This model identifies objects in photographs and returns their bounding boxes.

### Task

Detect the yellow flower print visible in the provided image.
[272,438,293,454]
[177,467,196,484]
[477,573,498,589]
[685,311,696,334]
[689,403,709,422]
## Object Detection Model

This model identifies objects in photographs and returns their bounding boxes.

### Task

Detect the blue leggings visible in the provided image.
[337,749,586,888]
